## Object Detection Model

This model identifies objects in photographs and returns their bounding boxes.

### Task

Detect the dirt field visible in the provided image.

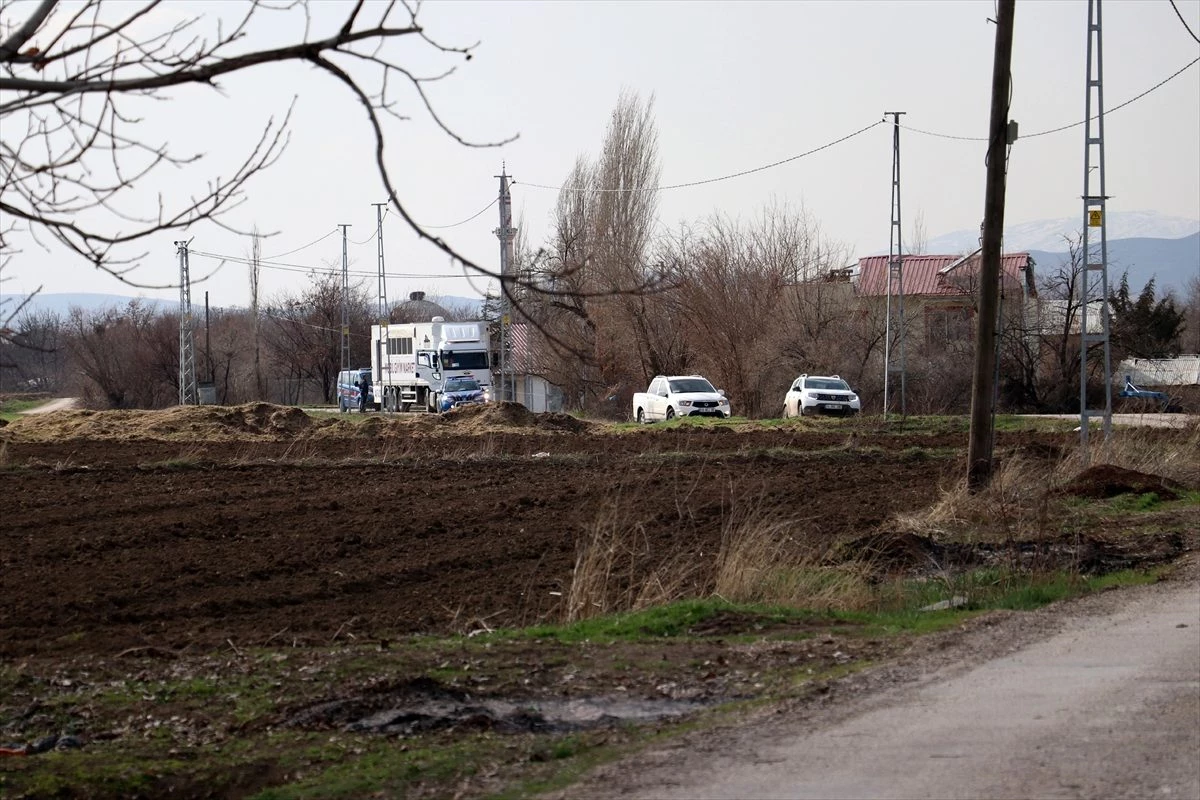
[0,403,999,658]
[2,403,1195,798]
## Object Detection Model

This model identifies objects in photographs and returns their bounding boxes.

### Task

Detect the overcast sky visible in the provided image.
[4,0,1199,309]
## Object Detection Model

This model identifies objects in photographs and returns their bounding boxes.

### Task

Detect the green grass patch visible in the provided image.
[1107,492,1165,512]
[500,598,830,644]
[0,398,45,422]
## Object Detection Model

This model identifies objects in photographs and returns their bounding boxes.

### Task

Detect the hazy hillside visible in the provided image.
[0,293,174,319]
[927,211,1200,253]
[1,292,485,319]
[1026,232,1199,296]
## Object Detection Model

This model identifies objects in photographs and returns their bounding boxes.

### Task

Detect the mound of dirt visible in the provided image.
[429,403,596,434]
[837,531,944,571]
[1057,464,1183,500]
[3,402,313,442]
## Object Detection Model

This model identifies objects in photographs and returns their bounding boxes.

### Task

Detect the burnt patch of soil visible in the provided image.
[1057,464,1184,500]
[838,531,946,571]
[840,530,1186,576]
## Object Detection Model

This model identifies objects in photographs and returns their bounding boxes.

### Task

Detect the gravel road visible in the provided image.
[561,563,1200,800]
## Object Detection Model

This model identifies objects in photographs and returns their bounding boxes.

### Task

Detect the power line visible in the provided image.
[350,208,386,245]
[417,197,499,229]
[1169,0,1200,45]
[190,249,473,280]
[902,56,1200,141]
[516,120,885,193]
[262,228,338,260]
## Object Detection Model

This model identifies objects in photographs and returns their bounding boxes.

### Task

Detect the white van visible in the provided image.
[335,368,373,412]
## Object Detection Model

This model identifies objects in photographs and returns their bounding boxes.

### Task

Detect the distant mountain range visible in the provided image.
[0,292,174,319]
[1025,233,1199,298]
[914,211,1199,297]
[927,211,1200,252]
[0,292,487,320]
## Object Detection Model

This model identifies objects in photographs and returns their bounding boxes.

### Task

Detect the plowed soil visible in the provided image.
[1,404,1062,658]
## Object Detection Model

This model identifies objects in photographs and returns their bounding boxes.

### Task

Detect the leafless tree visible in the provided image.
[526,91,667,412]
[0,0,513,287]
[263,269,372,404]
[1034,233,1107,411]
[0,305,65,391]
[1185,273,1200,354]
[64,300,174,407]
[907,210,929,255]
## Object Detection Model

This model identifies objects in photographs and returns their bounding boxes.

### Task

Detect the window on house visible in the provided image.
[926,306,975,346]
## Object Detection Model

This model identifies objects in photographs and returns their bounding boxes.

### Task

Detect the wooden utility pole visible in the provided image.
[967,0,1016,490]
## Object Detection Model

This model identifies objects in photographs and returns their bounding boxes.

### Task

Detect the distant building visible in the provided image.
[854,250,1036,344]
[391,291,450,323]
[1118,355,1200,387]
[504,322,563,413]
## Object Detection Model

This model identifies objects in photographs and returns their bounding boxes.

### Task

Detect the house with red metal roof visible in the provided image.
[854,249,1037,345]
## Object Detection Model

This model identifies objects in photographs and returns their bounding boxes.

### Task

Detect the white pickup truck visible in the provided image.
[632,375,731,423]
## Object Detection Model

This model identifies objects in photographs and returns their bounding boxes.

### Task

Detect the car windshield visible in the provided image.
[669,378,716,394]
[441,351,489,370]
[806,378,850,391]
[445,378,480,392]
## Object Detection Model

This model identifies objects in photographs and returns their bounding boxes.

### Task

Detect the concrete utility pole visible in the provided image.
[176,239,198,406]
[883,111,907,420]
[494,167,516,402]
[339,223,351,373]
[967,0,1016,490]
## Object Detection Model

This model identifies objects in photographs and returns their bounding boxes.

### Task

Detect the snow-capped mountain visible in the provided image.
[927,211,1200,253]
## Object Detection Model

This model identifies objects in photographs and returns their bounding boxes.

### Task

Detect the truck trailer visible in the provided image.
[369,316,493,412]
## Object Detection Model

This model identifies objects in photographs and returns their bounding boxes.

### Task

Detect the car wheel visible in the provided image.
[782,403,791,419]
[665,407,675,421]
[636,408,645,424]
[339,398,348,414]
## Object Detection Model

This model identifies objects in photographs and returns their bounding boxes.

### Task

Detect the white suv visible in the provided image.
[783,374,861,417]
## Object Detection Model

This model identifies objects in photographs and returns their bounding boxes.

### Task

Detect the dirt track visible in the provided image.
[0,404,1017,658]
[558,561,1200,800]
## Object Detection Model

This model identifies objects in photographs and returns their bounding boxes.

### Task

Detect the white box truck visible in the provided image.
[369,316,493,412]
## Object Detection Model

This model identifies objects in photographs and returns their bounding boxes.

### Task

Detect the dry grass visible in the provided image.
[567,493,879,620]
[712,506,875,610]
[1063,422,1200,487]
[565,498,704,623]
[891,422,1200,547]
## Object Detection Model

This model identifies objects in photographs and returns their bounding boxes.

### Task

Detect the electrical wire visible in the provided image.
[191,249,472,280]
[416,197,499,229]
[260,309,373,338]
[1169,0,1200,45]
[516,120,885,193]
[903,55,1200,141]
[350,207,388,245]
[261,228,338,260]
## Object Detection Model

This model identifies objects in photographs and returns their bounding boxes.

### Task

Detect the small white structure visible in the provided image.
[1117,356,1200,387]
[507,323,563,413]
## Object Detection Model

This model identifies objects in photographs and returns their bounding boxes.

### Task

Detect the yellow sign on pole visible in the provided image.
[1088,209,1103,227]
